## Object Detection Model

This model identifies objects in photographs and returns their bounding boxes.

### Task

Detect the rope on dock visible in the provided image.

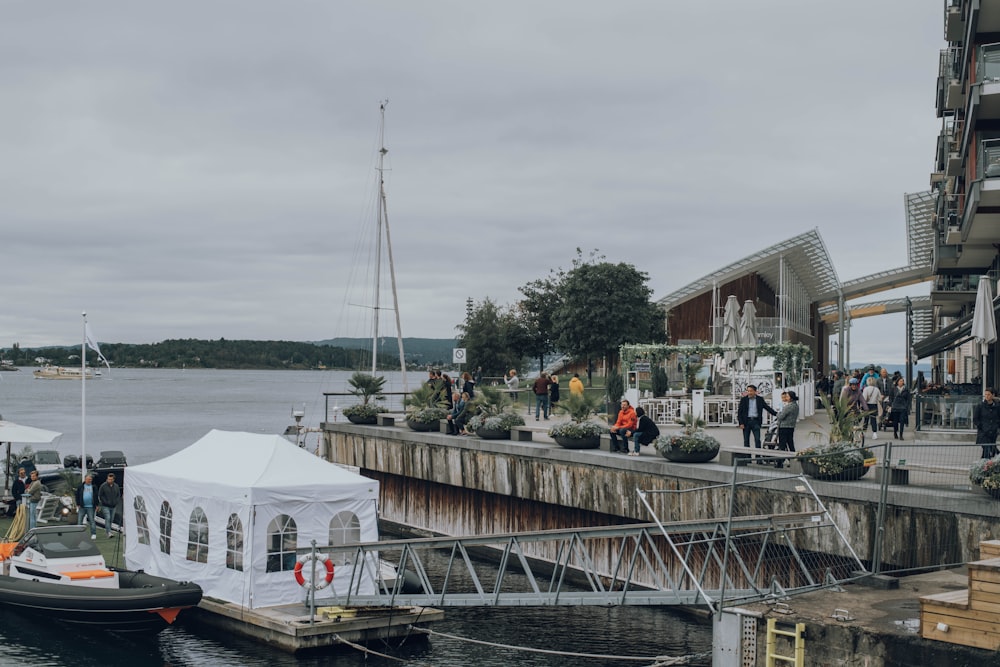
[333,634,406,662]
[407,625,708,664]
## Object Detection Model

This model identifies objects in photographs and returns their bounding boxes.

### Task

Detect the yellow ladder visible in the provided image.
[765,617,805,666]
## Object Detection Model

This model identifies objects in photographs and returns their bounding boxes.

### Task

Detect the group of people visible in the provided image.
[504,369,583,420]
[9,466,121,536]
[608,399,660,455]
[427,369,477,409]
[819,367,913,440]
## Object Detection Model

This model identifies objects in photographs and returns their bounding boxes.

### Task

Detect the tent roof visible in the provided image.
[0,421,61,444]
[128,429,374,492]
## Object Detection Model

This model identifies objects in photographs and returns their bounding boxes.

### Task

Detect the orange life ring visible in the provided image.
[293,553,334,590]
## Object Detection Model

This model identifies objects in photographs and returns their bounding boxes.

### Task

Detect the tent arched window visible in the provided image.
[133,496,150,545]
[159,501,173,555]
[226,514,244,572]
[266,514,297,573]
[328,511,361,566]
[186,507,209,564]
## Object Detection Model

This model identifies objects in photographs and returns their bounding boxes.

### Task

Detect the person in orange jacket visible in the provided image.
[609,399,637,453]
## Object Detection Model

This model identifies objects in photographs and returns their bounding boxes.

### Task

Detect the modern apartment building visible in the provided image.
[915,0,1000,386]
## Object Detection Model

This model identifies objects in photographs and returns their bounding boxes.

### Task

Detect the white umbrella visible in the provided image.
[740,300,758,380]
[972,275,998,395]
[722,295,741,373]
[0,421,62,495]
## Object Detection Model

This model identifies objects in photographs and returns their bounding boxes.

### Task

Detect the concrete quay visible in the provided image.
[322,414,999,665]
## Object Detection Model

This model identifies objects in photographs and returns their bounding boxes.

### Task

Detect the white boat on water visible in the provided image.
[33,366,100,380]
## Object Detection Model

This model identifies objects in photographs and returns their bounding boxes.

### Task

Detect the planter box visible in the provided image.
[476,428,510,440]
[406,419,439,432]
[659,446,719,463]
[346,414,378,425]
[800,459,870,481]
[553,435,601,450]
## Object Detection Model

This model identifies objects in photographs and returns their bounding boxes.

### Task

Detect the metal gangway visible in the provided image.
[320,474,869,613]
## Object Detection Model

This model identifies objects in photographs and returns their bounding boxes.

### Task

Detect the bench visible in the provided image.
[376,414,396,427]
[718,446,799,469]
[510,426,534,442]
[874,461,969,486]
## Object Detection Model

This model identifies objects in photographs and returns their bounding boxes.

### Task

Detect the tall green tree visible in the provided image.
[517,273,561,375]
[552,249,666,381]
[456,297,526,375]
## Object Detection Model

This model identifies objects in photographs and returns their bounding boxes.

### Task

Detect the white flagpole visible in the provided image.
[81,312,87,478]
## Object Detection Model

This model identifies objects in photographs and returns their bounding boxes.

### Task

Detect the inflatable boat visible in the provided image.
[0,525,202,631]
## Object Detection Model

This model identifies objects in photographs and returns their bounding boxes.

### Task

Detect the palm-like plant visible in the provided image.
[548,391,606,439]
[404,384,449,424]
[797,393,874,477]
[342,372,388,419]
[467,386,523,432]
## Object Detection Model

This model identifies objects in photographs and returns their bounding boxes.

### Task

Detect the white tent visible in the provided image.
[124,430,380,609]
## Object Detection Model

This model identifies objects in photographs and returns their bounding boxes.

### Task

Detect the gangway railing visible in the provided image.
[314,475,869,611]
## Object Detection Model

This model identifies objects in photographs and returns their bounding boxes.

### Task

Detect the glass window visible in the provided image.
[159,501,172,554]
[186,507,209,563]
[226,514,243,572]
[133,496,150,545]
[266,514,297,573]
[328,511,361,566]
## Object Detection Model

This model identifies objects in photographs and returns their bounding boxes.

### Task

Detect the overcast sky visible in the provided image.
[1,1,941,364]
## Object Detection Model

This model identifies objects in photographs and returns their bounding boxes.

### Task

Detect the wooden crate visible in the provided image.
[921,547,1000,650]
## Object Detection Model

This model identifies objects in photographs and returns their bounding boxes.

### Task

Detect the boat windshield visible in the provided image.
[34,451,61,465]
[31,529,101,559]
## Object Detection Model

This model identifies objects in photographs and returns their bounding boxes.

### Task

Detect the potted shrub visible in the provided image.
[653,411,720,462]
[341,371,388,425]
[796,394,874,480]
[970,456,1000,499]
[404,384,449,432]
[548,391,605,449]
[467,386,524,438]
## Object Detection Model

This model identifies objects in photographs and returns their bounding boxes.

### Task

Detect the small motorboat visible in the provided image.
[0,525,202,632]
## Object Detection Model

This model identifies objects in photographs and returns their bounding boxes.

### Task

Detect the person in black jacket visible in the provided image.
[974,388,1000,459]
[737,385,777,448]
[628,406,660,456]
[8,467,27,516]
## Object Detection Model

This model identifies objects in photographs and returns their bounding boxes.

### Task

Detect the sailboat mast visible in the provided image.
[371,103,387,375]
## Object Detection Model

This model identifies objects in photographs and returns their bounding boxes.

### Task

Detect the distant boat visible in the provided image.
[32,366,99,380]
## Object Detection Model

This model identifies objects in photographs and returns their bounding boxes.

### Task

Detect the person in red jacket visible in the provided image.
[609,399,637,453]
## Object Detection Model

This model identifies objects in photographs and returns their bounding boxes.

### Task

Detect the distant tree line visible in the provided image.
[1,339,408,371]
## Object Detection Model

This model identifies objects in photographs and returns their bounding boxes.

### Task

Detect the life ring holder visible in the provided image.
[293,553,334,590]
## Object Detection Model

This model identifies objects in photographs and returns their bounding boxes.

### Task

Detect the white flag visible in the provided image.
[85,323,111,371]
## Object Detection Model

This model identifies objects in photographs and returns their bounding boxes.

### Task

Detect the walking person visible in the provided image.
[549,375,560,411]
[774,390,799,467]
[889,378,911,440]
[532,372,552,421]
[76,473,98,539]
[609,399,637,453]
[505,369,519,404]
[569,373,585,396]
[737,384,777,449]
[862,377,884,439]
[974,388,1000,459]
[98,472,122,538]
[26,470,43,531]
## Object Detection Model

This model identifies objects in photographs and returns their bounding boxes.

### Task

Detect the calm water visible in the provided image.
[0,368,711,666]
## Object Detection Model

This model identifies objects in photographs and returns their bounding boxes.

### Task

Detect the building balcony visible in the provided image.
[975,43,1000,119]
[945,0,965,43]
[936,47,964,116]
[938,139,1000,271]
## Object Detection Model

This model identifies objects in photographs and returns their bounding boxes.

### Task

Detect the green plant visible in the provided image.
[346,371,386,406]
[606,370,624,405]
[818,393,872,444]
[467,411,525,432]
[404,384,449,424]
[341,403,387,419]
[651,366,669,397]
[469,386,514,418]
[654,430,721,454]
[971,456,1000,491]
[548,391,606,439]
[796,441,874,476]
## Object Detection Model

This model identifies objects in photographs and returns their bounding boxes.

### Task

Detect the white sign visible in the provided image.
[452,348,466,364]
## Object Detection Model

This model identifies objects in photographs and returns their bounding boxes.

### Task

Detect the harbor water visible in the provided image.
[0,368,711,666]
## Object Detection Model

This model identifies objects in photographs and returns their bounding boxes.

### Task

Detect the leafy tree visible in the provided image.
[552,249,666,380]
[456,297,526,375]
[517,274,561,375]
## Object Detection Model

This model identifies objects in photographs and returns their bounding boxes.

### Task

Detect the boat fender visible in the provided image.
[294,553,334,590]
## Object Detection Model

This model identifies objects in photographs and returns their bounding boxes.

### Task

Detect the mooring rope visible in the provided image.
[407,626,708,664]
[334,634,406,662]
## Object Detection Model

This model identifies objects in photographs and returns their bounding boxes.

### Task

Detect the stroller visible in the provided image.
[763,421,780,450]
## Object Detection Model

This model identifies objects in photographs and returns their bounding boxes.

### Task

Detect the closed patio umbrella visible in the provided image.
[722,295,741,373]
[740,300,758,381]
[972,275,998,395]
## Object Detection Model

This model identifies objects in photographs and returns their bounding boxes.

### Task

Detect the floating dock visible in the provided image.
[189,597,444,653]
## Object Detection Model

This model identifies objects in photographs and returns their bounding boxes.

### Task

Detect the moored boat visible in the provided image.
[0,525,201,631]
